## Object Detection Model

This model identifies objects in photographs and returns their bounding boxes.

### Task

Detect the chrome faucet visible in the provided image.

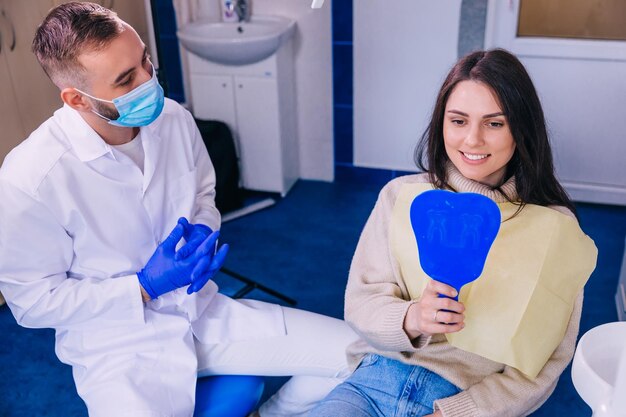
[234,0,250,22]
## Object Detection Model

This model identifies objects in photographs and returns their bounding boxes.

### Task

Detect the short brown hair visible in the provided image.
[32,2,123,88]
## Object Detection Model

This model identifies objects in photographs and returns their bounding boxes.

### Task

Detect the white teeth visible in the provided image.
[462,152,488,160]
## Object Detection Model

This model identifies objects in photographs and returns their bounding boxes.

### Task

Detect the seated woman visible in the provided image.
[310,49,597,417]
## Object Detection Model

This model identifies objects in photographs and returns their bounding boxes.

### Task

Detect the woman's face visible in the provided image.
[443,80,516,187]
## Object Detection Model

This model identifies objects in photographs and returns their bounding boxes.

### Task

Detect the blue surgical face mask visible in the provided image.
[76,65,164,127]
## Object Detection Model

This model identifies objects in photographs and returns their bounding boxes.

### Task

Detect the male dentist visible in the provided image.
[0,2,356,416]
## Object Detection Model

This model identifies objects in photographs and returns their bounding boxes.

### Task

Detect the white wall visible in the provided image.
[180,0,334,181]
[354,0,462,171]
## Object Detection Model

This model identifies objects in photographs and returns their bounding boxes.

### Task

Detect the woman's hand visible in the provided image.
[423,411,443,417]
[403,279,465,339]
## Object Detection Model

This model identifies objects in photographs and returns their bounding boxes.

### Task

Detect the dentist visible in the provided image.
[0,2,356,416]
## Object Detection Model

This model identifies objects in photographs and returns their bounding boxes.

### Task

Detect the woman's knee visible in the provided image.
[309,381,378,417]
[309,398,376,417]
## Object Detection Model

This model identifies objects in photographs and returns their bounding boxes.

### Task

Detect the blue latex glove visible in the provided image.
[137,219,221,299]
[187,241,229,294]
[175,218,214,260]
[175,218,229,294]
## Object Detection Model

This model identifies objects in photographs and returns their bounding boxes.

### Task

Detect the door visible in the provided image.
[1,0,61,137]
[485,0,626,205]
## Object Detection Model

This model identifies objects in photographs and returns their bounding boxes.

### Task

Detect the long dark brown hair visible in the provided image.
[414,48,576,216]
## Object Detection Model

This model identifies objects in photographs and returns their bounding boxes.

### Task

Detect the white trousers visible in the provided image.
[195,304,359,417]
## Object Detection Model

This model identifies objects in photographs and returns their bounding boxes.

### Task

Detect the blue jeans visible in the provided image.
[309,354,461,417]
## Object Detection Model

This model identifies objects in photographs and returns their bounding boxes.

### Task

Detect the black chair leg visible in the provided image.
[221,267,297,306]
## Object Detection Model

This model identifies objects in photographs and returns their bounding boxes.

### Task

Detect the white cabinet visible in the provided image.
[0,0,61,163]
[53,0,150,46]
[234,76,283,193]
[0,45,25,161]
[0,0,151,164]
[192,74,237,130]
[186,40,298,196]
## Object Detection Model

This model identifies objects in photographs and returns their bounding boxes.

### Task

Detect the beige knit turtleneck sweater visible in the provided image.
[344,169,582,417]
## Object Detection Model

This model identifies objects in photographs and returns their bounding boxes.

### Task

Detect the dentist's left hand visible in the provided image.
[175,218,214,260]
[137,219,227,300]
[175,217,229,294]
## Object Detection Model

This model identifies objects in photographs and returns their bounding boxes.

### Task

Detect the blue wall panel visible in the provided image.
[152,0,185,103]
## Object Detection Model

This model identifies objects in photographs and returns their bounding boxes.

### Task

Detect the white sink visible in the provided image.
[572,321,626,416]
[177,15,296,65]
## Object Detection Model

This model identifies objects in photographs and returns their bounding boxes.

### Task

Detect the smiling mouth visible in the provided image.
[461,151,489,161]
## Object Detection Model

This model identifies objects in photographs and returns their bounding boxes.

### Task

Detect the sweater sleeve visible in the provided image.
[434,291,584,417]
[344,180,422,352]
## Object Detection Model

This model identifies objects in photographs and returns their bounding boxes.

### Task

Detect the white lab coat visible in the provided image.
[0,99,284,416]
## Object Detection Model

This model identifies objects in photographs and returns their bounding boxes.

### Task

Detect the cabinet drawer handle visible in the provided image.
[1,10,15,52]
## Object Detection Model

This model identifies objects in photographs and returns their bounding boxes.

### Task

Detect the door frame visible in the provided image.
[484,0,626,61]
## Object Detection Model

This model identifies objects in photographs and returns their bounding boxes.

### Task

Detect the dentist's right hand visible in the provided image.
[137,220,222,300]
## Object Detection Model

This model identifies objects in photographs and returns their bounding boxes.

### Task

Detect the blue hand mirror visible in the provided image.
[410,190,501,301]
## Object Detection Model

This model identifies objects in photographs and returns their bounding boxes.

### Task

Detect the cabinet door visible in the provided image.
[52,1,147,33]
[0,52,25,163]
[106,0,148,38]
[190,74,237,132]
[234,76,282,193]
[1,0,61,136]
[51,1,152,55]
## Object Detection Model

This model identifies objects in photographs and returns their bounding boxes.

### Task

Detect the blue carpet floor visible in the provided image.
[1,179,625,416]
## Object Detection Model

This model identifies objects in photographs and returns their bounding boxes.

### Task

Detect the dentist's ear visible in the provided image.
[60,88,92,111]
